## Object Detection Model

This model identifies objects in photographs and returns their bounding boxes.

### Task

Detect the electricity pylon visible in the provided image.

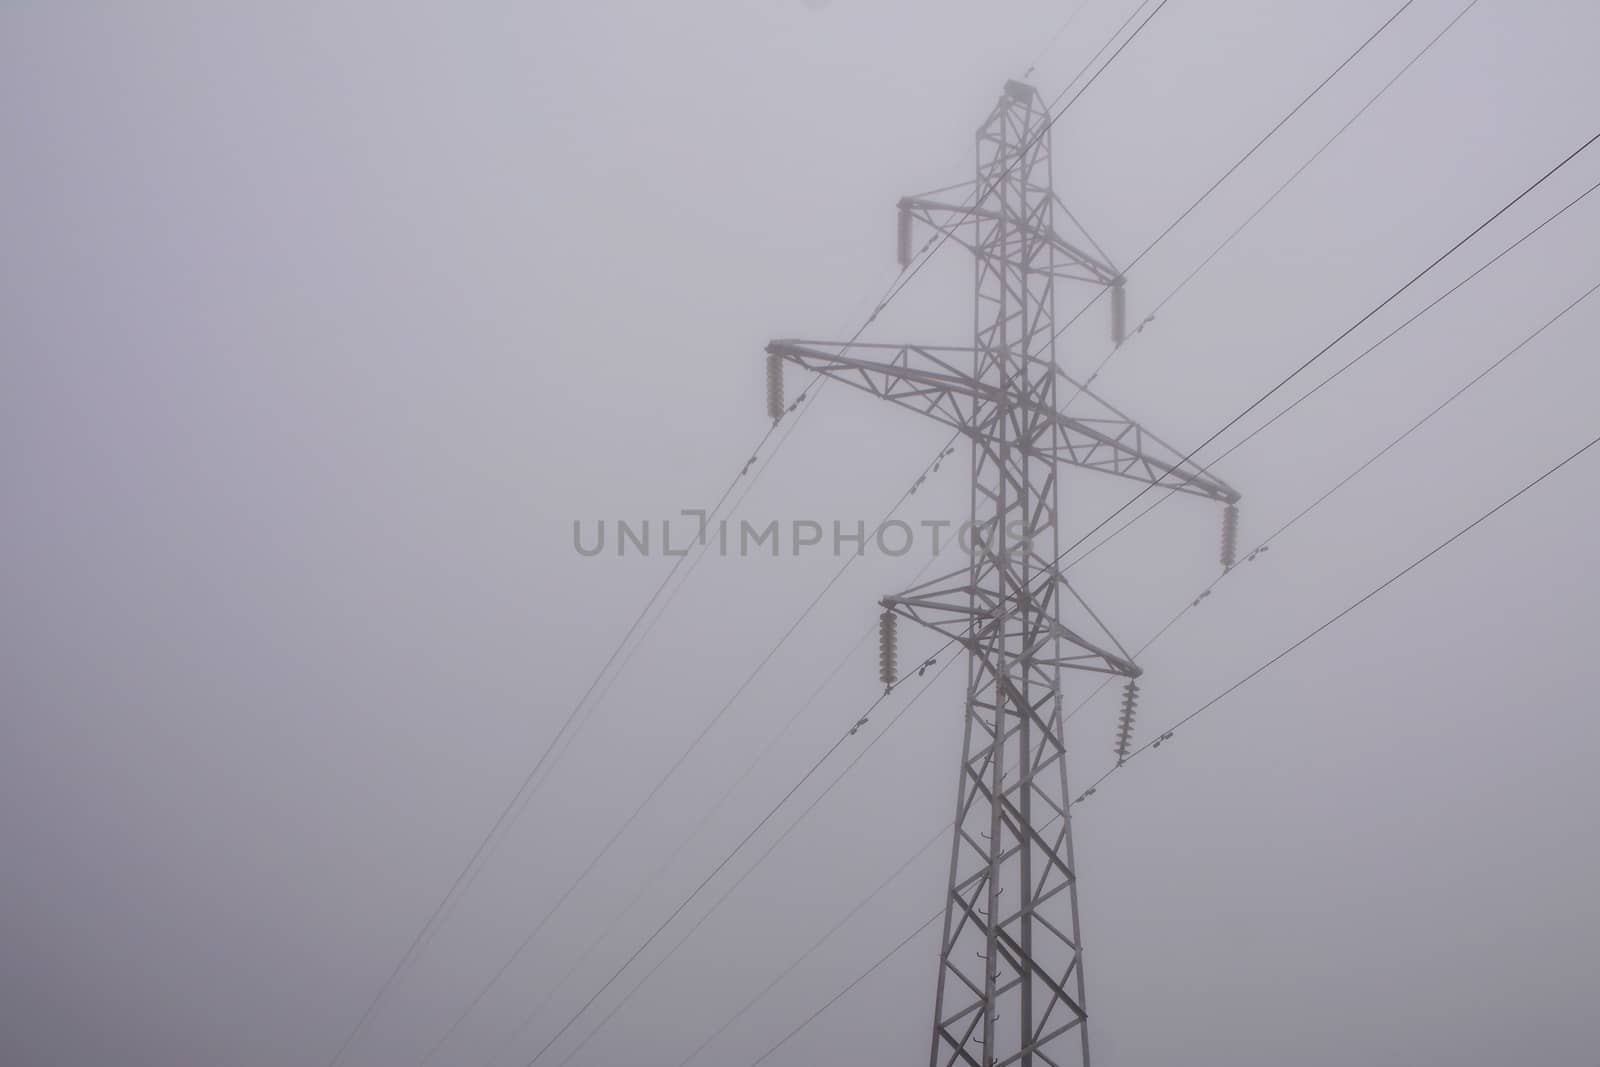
[764,82,1239,1067]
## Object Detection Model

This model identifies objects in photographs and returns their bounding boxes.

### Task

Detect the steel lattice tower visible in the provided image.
[765,81,1239,1067]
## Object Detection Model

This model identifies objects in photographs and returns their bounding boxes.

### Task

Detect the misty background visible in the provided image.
[4,1,1599,1065]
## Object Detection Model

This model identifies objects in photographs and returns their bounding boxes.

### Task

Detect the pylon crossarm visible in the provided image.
[900,195,1120,285]
[765,340,1238,502]
[766,340,978,434]
[882,565,1139,678]
[886,602,989,648]
[1038,633,1135,676]
[877,597,1132,680]
[1051,190,1123,275]
[1056,365,1240,503]
[1046,419,1235,501]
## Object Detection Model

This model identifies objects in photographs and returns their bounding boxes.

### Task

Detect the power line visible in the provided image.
[326,287,887,1066]
[520,645,956,1067]
[305,8,1576,1066]
[675,819,951,1067]
[407,383,861,971]
[417,436,961,1067]
[603,125,1600,1063]
[846,279,1600,1062]
[498,119,1600,1067]
[318,420,778,1067]
[1075,424,1600,800]
[749,419,1600,1066]
[675,711,1090,1067]
[410,442,785,968]
[474,631,870,1067]
[399,8,1183,1061]
[1041,125,1600,590]
[476,495,965,1067]
[752,909,945,1067]
[1070,259,1600,734]
[648,242,1600,1067]
[506,23,1596,1067]
[479,0,1175,964]
[897,0,1479,542]
[486,14,1185,1062]
[1022,0,1094,78]
[691,796,1066,1067]
[1136,0,1418,273]
[536,120,1600,1067]
[1056,165,1600,716]
[479,355,859,886]
[359,13,1578,1065]
[320,1,1057,1037]
[1062,0,1472,395]
[544,655,965,1067]
[1077,0,1487,385]
[542,16,1486,1042]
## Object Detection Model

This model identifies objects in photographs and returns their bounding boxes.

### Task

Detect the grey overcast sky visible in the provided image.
[4,2,1600,1066]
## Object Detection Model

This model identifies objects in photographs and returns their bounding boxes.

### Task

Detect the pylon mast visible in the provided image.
[765,81,1239,1067]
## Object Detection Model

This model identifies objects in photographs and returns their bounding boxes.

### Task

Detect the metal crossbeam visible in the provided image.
[766,340,1237,502]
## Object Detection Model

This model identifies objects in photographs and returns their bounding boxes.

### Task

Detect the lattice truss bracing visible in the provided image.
[765,81,1239,1067]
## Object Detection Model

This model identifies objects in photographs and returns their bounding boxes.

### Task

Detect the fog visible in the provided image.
[4,2,1600,1065]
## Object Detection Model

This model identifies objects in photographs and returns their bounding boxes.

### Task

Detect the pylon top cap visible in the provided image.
[1003,79,1037,102]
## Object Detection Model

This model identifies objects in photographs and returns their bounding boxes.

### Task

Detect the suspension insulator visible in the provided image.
[1110,276,1127,346]
[878,609,898,689]
[1114,678,1139,764]
[766,352,784,422]
[897,200,913,267]
[1220,502,1240,569]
